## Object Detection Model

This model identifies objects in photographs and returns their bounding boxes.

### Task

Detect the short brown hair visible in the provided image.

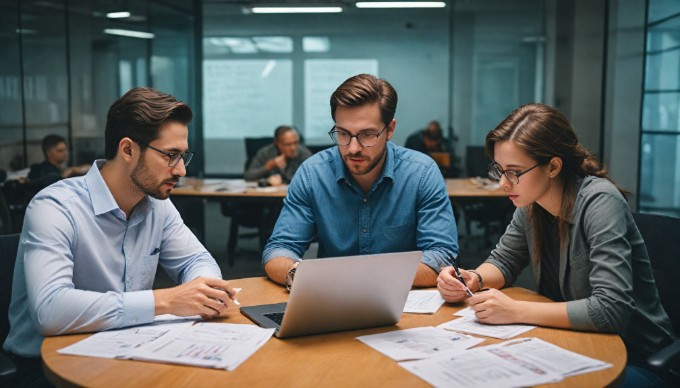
[104,87,192,159]
[330,74,397,126]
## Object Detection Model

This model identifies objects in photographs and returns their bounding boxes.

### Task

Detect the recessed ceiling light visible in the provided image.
[104,28,154,39]
[355,2,445,8]
[250,6,342,13]
[106,11,131,18]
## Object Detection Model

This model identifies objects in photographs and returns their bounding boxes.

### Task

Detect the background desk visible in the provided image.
[42,277,626,387]
[170,178,507,243]
[172,178,506,200]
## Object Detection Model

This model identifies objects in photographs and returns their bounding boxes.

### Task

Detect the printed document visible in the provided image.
[58,321,274,371]
[356,327,484,361]
[438,313,535,339]
[403,290,446,314]
[399,337,611,387]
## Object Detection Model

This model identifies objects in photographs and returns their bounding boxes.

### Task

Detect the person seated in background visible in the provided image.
[436,103,676,387]
[3,87,236,387]
[244,126,312,186]
[263,74,458,290]
[28,134,90,189]
[404,121,458,177]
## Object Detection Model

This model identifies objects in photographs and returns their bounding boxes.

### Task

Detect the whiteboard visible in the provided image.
[203,59,292,139]
[304,59,379,140]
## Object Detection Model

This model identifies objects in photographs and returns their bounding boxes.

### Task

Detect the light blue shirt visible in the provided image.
[3,160,222,357]
[263,142,458,270]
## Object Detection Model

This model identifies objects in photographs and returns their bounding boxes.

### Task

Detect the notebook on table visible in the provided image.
[240,251,422,338]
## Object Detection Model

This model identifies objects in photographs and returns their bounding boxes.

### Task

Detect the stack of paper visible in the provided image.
[437,307,536,339]
[356,327,484,361]
[403,290,446,314]
[399,337,611,388]
[58,321,275,371]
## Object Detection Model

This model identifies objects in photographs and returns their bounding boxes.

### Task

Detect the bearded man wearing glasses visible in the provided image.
[263,74,459,290]
[4,87,236,387]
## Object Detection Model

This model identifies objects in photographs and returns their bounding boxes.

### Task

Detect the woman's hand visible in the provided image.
[467,288,521,324]
[437,266,476,303]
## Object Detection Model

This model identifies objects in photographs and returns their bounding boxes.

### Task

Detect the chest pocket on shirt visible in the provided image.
[137,253,160,290]
[380,221,417,252]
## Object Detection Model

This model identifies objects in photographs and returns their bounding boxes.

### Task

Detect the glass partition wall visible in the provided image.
[640,0,680,216]
[202,0,545,176]
[0,0,195,175]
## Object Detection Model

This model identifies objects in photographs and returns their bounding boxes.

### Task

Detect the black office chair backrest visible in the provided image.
[633,212,680,334]
[465,145,490,178]
[307,144,334,154]
[0,234,20,345]
[244,137,274,169]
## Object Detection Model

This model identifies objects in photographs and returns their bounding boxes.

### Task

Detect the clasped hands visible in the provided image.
[266,154,287,171]
[437,266,520,325]
[153,276,238,319]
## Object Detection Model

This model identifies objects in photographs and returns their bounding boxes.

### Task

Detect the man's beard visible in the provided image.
[131,159,178,200]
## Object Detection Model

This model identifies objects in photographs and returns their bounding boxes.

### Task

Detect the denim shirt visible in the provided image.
[4,160,222,357]
[263,142,458,271]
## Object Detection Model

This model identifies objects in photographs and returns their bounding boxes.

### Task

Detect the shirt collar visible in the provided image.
[85,159,154,218]
[333,142,397,186]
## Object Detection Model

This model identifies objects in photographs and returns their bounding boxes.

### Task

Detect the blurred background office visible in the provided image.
[1,0,678,274]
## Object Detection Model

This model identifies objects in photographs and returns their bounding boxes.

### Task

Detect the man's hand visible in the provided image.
[437,266,477,303]
[153,277,237,319]
[273,154,287,170]
[265,154,287,171]
[267,174,283,186]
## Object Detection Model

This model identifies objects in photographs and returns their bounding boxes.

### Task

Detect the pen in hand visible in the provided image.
[453,266,474,298]
[214,287,241,306]
[228,288,241,306]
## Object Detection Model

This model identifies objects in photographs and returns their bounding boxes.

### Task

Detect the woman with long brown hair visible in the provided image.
[437,103,675,386]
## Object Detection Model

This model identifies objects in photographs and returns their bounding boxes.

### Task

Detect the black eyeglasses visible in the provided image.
[134,140,194,167]
[488,161,545,184]
[328,123,388,147]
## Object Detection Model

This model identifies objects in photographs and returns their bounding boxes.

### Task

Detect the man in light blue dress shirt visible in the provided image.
[3,87,236,385]
[263,74,458,289]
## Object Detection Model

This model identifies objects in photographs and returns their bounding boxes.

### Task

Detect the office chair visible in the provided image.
[0,190,11,235]
[2,180,39,234]
[458,146,513,248]
[306,144,334,154]
[632,212,680,384]
[0,234,20,379]
[220,137,275,266]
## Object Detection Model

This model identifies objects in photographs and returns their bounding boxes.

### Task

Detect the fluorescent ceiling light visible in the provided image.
[104,28,154,39]
[356,2,445,8]
[106,11,131,18]
[250,6,342,13]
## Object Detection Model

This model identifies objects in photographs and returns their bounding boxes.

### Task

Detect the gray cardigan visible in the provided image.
[486,176,675,362]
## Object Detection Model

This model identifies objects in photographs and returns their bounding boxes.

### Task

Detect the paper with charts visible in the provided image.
[58,321,275,371]
[356,327,484,361]
[403,290,447,314]
[399,337,611,388]
[438,307,535,339]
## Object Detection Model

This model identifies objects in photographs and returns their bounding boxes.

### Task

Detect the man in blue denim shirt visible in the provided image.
[263,74,458,288]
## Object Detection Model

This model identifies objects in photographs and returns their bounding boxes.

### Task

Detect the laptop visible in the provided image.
[240,251,421,338]
[429,152,452,169]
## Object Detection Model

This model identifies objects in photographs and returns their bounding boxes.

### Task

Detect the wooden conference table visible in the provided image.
[172,177,507,200]
[42,277,626,388]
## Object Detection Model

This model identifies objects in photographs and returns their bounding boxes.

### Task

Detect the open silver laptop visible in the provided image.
[240,251,421,338]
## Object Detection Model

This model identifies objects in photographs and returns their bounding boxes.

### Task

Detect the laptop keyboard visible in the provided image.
[264,312,284,325]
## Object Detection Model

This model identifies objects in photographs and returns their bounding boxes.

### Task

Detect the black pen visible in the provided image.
[447,254,474,297]
[453,265,474,297]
